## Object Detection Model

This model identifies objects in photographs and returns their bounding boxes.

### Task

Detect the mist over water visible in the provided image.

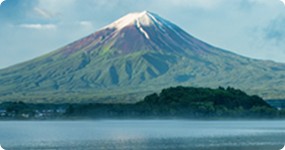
[0,120,284,150]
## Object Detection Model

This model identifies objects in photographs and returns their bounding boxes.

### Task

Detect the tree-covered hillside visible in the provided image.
[135,86,276,118]
[1,86,282,120]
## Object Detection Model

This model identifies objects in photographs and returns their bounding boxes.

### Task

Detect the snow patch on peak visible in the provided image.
[136,19,150,39]
[147,13,166,32]
[103,11,156,30]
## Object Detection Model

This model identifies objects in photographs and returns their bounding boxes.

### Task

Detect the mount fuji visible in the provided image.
[1,11,285,103]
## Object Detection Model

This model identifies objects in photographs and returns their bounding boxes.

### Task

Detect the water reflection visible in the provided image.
[0,120,284,150]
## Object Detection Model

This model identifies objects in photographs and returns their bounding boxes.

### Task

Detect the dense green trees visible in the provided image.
[135,86,275,118]
[0,86,282,119]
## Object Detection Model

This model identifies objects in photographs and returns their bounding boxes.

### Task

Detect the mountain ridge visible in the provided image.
[1,11,285,103]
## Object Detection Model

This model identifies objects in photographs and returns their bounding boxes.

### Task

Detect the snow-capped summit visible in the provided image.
[102,11,168,40]
[104,11,159,30]
[89,11,205,54]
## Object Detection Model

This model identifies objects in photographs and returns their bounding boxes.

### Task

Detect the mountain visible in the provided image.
[1,11,285,103]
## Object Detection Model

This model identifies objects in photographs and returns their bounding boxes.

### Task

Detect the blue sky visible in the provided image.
[0,0,285,69]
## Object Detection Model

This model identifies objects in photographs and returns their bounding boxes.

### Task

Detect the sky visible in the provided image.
[0,0,285,69]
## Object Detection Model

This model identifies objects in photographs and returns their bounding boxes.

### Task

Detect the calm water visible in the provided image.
[0,120,284,150]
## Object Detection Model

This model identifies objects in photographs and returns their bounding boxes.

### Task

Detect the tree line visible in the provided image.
[1,86,284,119]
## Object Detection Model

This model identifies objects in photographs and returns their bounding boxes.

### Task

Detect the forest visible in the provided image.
[0,86,284,120]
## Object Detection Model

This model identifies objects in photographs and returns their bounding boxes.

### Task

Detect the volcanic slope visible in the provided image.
[1,11,285,103]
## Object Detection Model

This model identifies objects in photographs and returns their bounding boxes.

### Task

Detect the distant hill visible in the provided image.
[1,11,285,103]
[1,86,281,119]
[135,86,276,118]
[62,86,281,119]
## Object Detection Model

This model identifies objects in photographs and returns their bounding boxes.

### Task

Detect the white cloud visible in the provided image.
[20,24,57,30]
[155,0,225,9]
[37,0,76,14]
[33,7,53,19]
[79,21,93,28]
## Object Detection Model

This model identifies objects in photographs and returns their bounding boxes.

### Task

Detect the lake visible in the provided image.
[0,120,284,150]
